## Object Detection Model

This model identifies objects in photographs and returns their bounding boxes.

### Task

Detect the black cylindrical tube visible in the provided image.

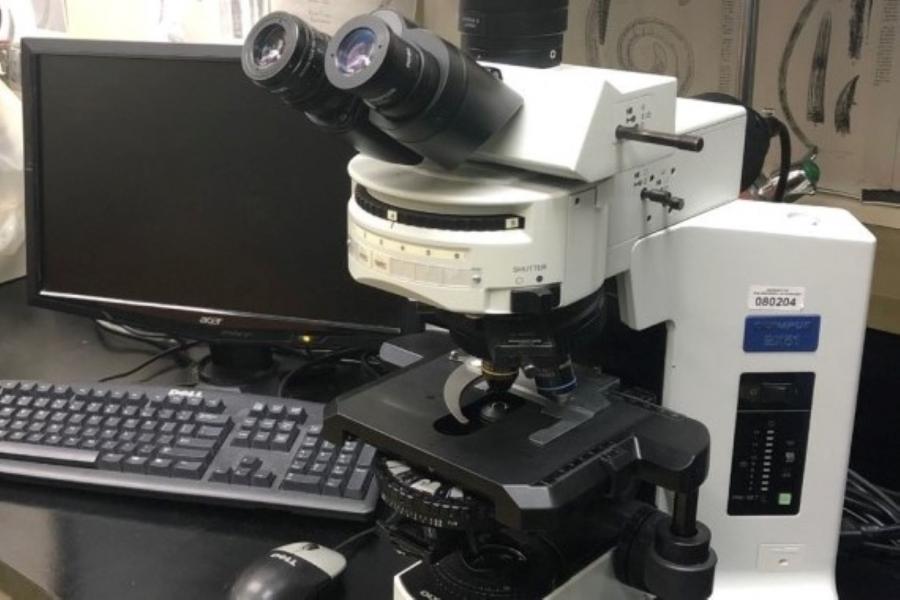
[459,0,570,68]
[331,21,441,120]
[241,12,423,165]
[671,491,699,538]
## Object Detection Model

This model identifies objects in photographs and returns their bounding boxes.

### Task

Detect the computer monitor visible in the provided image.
[21,38,417,375]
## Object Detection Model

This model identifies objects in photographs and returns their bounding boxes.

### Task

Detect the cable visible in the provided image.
[98,342,200,383]
[841,470,900,557]
[277,347,365,398]
[333,527,379,554]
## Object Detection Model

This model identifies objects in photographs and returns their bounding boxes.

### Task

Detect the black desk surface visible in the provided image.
[0,278,897,599]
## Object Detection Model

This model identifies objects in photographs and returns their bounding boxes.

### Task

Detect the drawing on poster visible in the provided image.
[807,12,831,124]
[616,18,695,94]
[834,74,860,134]
[778,0,820,150]
[849,0,876,59]
[586,0,613,59]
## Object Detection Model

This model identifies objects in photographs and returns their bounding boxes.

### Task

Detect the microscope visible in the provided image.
[241,3,875,598]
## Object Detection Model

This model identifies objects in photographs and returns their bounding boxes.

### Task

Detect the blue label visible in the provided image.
[743,316,821,353]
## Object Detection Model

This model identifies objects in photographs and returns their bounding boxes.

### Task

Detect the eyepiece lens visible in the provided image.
[253,24,288,68]
[335,27,379,76]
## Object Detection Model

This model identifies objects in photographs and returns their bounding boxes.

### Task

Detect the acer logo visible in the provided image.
[199,316,224,326]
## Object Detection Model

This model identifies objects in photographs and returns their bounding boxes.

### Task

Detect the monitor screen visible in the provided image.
[24,40,410,340]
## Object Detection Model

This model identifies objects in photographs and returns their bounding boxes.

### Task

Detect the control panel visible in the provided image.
[727,373,814,515]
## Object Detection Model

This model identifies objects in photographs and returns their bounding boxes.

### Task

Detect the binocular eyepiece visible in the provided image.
[242,10,524,169]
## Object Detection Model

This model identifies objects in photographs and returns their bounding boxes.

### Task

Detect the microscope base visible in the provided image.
[394,552,650,600]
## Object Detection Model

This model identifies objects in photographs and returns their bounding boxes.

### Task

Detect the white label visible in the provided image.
[748,286,805,311]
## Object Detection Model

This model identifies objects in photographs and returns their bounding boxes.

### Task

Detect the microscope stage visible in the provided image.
[324,353,709,530]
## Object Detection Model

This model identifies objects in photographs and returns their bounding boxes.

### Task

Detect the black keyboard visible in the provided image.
[0,381,379,520]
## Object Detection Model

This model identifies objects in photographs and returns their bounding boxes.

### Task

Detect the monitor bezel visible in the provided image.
[21,37,416,346]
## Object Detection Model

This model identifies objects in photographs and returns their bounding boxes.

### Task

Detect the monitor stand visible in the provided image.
[198,343,278,388]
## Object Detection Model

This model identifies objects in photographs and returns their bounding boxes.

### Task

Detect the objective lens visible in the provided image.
[253,23,288,69]
[336,28,379,76]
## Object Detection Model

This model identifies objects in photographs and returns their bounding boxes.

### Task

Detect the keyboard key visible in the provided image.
[238,456,261,470]
[197,426,225,439]
[250,402,266,415]
[331,465,348,478]
[80,439,100,450]
[315,451,334,464]
[195,413,229,427]
[323,477,344,496]
[159,422,178,434]
[158,446,210,464]
[277,421,297,433]
[251,469,275,488]
[281,473,322,493]
[178,424,196,437]
[309,462,328,475]
[232,430,252,447]
[209,467,231,483]
[0,441,98,466]
[336,453,353,466]
[357,446,377,469]
[271,433,294,452]
[296,449,314,461]
[147,457,173,476]
[8,431,27,442]
[203,399,225,413]
[126,392,146,405]
[231,467,252,485]
[122,455,149,473]
[259,419,276,432]
[287,406,307,422]
[175,437,216,451]
[251,432,271,449]
[307,425,322,436]
[25,433,44,444]
[344,468,372,499]
[98,453,124,470]
[172,461,204,480]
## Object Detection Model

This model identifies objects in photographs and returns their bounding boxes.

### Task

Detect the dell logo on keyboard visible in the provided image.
[199,316,224,326]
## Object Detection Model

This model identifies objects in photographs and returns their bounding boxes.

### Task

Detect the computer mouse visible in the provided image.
[229,542,347,600]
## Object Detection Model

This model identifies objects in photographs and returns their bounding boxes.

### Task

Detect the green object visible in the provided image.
[802,159,821,185]
[778,492,793,506]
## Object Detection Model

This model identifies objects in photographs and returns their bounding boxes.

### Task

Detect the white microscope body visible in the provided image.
[345,63,875,599]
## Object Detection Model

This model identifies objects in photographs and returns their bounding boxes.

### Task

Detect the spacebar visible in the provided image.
[0,442,99,466]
